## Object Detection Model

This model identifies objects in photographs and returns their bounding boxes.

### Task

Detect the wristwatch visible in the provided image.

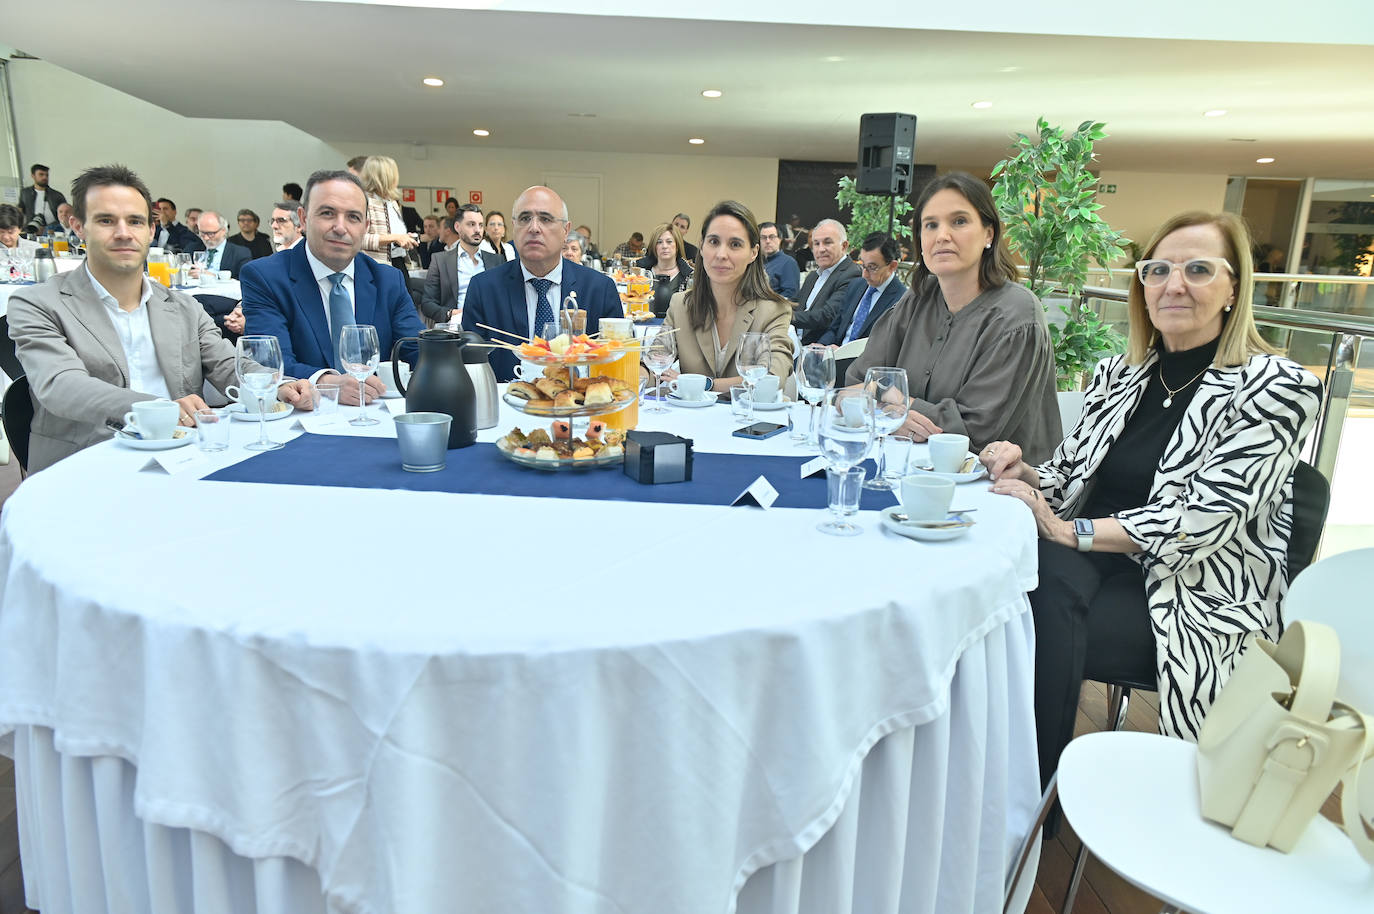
[1074,518,1095,553]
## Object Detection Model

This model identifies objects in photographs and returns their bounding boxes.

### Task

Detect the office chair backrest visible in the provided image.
[2,376,33,472]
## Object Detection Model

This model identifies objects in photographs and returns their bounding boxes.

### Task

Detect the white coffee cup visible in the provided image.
[224,384,277,414]
[512,362,544,382]
[217,270,232,281]
[900,475,955,521]
[123,399,180,440]
[669,373,710,400]
[752,375,780,403]
[376,360,412,392]
[928,433,970,474]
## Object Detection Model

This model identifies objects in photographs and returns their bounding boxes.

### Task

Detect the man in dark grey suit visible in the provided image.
[19,164,68,230]
[791,219,860,345]
[420,209,501,325]
[7,165,313,472]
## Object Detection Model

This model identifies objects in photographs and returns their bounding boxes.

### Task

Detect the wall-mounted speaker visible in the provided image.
[857,113,917,196]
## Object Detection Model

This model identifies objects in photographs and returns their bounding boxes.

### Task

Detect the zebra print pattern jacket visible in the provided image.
[1035,349,1322,740]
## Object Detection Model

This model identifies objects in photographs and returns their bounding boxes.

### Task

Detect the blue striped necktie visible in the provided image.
[845,286,877,344]
[328,272,352,370]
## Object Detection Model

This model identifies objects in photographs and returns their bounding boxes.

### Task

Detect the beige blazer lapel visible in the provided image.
[718,299,759,375]
[61,270,132,386]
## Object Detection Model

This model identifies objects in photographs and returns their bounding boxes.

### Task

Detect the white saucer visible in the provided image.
[114,427,195,451]
[668,394,716,408]
[227,402,295,421]
[880,508,975,542]
[750,399,787,411]
[379,390,404,400]
[911,452,987,483]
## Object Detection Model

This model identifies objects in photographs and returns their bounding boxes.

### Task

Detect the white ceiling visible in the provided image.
[6,0,1374,178]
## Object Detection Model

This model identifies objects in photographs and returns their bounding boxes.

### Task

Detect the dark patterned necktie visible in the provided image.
[530,277,554,335]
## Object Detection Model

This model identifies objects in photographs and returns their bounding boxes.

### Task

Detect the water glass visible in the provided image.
[787,400,812,442]
[193,408,230,452]
[820,466,866,536]
[729,385,752,422]
[882,435,915,484]
[315,385,342,416]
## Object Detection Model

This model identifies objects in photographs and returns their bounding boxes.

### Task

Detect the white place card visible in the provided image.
[731,475,779,509]
[141,449,209,475]
[383,398,408,416]
[800,456,828,479]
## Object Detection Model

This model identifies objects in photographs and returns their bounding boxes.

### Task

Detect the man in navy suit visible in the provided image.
[241,169,423,405]
[462,185,621,381]
[816,234,906,378]
[193,211,251,280]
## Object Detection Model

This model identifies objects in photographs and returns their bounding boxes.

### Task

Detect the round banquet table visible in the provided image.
[0,391,1041,914]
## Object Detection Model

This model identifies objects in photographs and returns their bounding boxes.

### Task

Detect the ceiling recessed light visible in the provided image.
[998,66,1021,73]
[688,138,706,145]
[971,101,993,109]
[472,129,490,137]
[422,77,444,88]
[824,56,844,63]
[1256,157,1275,164]
[1203,109,1227,117]
[701,89,723,99]
[567,112,597,118]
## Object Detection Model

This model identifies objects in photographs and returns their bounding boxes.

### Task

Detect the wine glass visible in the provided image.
[861,367,909,490]
[736,331,770,422]
[235,335,284,451]
[816,389,876,536]
[641,328,675,412]
[796,344,837,448]
[339,324,381,426]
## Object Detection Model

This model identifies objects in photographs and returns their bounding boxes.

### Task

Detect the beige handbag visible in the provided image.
[1196,620,1374,862]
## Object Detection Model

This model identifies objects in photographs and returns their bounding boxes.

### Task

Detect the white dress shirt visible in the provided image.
[455,245,486,310]
[479,239,516,260]
[88,267,172,401]
[33,189,52,224]
[804,263,838,310]
[520,258,564,336]
[304,245,356,383]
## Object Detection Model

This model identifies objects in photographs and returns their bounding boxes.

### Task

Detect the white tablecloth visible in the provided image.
[0,394,1041,914]
[0,276,241,319]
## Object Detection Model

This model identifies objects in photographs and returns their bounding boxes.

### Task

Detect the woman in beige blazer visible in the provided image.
[659,200,793,393]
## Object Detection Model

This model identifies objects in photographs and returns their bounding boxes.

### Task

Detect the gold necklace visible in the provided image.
[1159,363,1210,408]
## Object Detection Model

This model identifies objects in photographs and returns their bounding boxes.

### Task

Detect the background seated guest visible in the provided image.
[0,205,40,255]
[636,222,693,317]
[792,219,859,344]
[194,211,250,280]
[983,210,1322,788]
[759,221,800,301]
[563,231,587,264]
[659,200,793,393]
[270,201,304,251]
[575,223,600,262]
[416,215,442,269]
[185,208,203,233]
[359,155,418,269]
[848,171,1059,462]
[55,202,74,233]
[153,197,204,253]
[671,213,699,262]
[817,233,906,379]
[282,182,302,202]
[421,210,500,326]
[240,169,424,404]
[479,210,516,262]
[21,163,68,230]
[229,208,274,260]
[8,164,313,473]
[463,186,621,381]
[612,232,645,260]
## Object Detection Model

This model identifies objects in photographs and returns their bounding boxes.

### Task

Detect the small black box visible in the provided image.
[624,431,694,484]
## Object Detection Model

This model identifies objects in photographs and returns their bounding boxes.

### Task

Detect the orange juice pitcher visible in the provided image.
[147,249,172,287]
[593,317,638,431]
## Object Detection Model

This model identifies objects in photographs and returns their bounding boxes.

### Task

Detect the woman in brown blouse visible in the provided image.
[849,171,1060,462]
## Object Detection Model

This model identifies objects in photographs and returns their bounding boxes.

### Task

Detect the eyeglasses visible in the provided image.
[860,261,890,274]
[269,216,292,225]
[514,212,566,227]
[197,227,225,238]
[1135,257,1234,288]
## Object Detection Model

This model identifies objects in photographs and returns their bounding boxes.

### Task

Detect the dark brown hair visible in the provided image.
[70,164,153,222]
[684,200,787,331]
[909,171,1018,291]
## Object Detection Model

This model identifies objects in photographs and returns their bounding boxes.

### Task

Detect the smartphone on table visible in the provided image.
[732,422,787,440]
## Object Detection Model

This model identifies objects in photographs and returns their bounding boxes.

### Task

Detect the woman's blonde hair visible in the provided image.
[359,155,401,202]
[647,222,685,264]
[1126,210,1275,366]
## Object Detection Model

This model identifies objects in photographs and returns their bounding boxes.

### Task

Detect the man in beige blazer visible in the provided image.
[8,164,314,473]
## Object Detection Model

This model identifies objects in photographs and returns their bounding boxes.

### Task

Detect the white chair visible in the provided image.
[1287,547,1374,713]
[1058,731,1374,914]
[1055,390,1086,438]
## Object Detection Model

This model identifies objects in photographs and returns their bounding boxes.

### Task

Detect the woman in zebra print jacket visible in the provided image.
[983,211,1321,786]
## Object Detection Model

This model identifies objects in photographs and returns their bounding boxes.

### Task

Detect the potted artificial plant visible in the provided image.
[835,175,914,255]
[992,118,1129,390]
